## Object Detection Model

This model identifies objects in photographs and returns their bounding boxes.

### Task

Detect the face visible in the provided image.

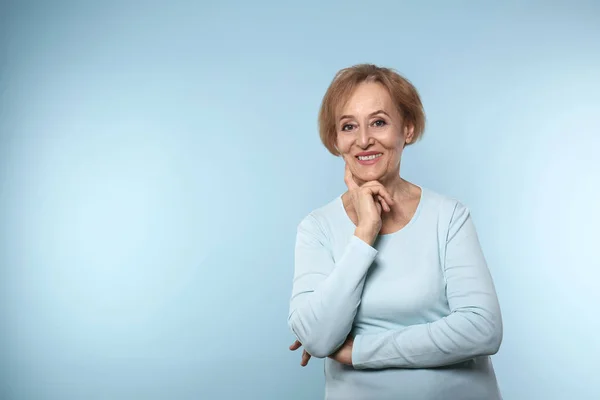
[335,82,414,186]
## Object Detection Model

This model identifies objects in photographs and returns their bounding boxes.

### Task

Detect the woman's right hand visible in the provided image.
[344,164,394,244]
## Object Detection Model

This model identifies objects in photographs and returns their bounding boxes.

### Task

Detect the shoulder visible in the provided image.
[419,187,473,237]
[296,195,345,240]
[420,186,469,218]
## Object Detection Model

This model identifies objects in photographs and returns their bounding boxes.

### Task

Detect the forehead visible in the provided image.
[339,82,394,115]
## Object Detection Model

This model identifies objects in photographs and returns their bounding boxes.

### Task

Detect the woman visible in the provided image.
[287,64,503,400]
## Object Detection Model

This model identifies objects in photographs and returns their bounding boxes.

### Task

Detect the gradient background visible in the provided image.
[1,1,599,399]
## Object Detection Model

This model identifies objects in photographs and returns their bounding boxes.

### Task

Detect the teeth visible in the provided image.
[358,153,382,161]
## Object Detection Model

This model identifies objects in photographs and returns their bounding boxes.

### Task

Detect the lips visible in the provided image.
[356,153,383,165]
[356,151,382,157]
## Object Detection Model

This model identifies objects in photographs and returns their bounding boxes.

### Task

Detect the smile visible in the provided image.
[356,153,383,165]
[357,153,382,161]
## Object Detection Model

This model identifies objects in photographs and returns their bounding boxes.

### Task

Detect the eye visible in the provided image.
[341,124,355,132]
[372,119,387,127]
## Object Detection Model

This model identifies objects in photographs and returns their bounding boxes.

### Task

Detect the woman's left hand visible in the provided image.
[330,336,354,365]
[289,337,354,366]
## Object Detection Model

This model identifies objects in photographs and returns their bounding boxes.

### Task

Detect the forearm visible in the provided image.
[288,232,377,358]
[352,304,503,369]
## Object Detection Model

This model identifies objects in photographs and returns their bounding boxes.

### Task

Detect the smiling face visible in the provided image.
[335,81,414,186]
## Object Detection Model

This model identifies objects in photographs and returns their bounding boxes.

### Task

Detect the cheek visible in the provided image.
[385,147,403,164]
[336,136,352,153]
[391,137,405,154]
[383,139,403,154]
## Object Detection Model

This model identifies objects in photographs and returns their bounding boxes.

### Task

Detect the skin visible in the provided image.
[337,81,422,239]
[290,81,422,367]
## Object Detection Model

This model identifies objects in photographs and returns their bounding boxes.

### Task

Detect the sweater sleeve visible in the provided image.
[287,214,378,358]
[351,202,503,369]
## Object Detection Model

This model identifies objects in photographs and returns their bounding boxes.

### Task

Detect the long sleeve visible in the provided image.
[287,214,378,358]
[352,203,503,369]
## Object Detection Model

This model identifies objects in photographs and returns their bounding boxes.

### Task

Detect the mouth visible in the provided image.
[356,153,383,165]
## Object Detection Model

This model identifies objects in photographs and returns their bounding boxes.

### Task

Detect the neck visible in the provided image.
[384,175,411,201]
[343,173,417,225]
[357,171,411,200]
[369,173,415,221]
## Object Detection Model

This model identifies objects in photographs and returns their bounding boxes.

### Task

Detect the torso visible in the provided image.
[320,186,501,400]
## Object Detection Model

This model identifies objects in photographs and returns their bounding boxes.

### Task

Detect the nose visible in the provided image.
[356,125,374,148]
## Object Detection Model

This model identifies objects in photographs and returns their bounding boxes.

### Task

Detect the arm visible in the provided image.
[287,214,378,358]
[352,202,503,369]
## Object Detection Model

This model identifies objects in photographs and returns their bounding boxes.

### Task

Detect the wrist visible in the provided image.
[354,227,377,246]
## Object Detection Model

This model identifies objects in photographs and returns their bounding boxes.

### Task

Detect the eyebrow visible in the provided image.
[339,110,390,121]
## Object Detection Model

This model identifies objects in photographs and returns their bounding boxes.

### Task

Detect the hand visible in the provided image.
[344,164,394,234]
[289,339,312,367]
[289,337,354,367]
[329,336,354,366]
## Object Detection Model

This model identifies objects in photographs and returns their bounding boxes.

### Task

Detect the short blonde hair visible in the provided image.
[318,64,426,156]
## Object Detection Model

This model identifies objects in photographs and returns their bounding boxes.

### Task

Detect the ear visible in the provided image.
[404,123,415,145]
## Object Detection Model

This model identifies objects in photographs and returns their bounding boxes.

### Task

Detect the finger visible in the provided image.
[377,195,390,212]
[301,350,312,367]
[378,195,390,212]
[344,164,360,191]
[356,185,390,213]
[289,340,302,351]
[362,183,394,206]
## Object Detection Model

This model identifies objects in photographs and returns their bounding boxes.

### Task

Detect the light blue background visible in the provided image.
[1,1,599,399]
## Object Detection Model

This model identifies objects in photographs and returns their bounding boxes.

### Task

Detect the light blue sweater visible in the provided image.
[288,187,503,400]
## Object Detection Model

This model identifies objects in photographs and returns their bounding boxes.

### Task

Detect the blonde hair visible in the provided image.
[318,64,426,156]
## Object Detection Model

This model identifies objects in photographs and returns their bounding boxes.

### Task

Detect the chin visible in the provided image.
[355,169,387,182]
